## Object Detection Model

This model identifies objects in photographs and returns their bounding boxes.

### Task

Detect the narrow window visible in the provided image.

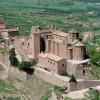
[62,64,64,67]
[83,69,85,76]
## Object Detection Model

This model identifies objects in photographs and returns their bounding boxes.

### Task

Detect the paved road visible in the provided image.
[67,86,100,99]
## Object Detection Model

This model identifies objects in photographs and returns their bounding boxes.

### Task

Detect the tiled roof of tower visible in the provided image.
[39,53,63,61]
[74,41,85,47]
[46,53,63,61]
[53,30,68,37]
[72,39,79,45]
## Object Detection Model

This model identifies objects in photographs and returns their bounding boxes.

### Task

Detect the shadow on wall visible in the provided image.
[40,37,46,53]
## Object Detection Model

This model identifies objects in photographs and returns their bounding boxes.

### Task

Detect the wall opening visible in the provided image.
[83,69,85,76]
[40,36,46,53]
[70,49,73,59]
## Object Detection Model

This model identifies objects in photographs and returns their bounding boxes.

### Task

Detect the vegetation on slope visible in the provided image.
[84,89,100,100]
[40,90,52,100]
[9,48,36,73]
[0,0,100,39]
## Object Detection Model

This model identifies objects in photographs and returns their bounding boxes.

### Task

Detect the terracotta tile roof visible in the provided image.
[0,24,5,29]
[74,41,85,47]
[72,39,79,45]
[53,30,68,37]
[39,53,63,61]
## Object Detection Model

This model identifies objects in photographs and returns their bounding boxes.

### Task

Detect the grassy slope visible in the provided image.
[0,76,51,100]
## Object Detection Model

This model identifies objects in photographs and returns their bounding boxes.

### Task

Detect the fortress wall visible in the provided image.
[84,80,100,88]
[34,68,100,91]
[69,80,100,91]
[34,68,69,88]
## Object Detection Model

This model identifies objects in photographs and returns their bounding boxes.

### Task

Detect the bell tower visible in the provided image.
[30,26,40,60]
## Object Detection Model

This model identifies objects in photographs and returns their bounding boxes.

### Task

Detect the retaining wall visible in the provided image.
[34,67,100,91]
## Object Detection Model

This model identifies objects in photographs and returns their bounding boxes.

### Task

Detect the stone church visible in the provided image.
[29,26,90,79]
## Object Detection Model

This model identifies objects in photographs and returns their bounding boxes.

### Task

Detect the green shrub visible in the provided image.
[30,59,37,66]
[53,85,66,93]
[18,61,32,70]
[18,59,36,70]
[41,90,52,100]
[87,48,100,64]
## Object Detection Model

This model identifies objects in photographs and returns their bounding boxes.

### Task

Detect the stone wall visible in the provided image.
[34,67,69,88]
[34,67,100,91]
[68,80,100,91]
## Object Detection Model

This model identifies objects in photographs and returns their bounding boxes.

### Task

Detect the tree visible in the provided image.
[87,48,100,64]
[69,74,77,83]
[9,48,19,67]
[18,61,32,70]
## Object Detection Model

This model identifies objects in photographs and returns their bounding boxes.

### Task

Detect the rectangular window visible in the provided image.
[62,64,64,67]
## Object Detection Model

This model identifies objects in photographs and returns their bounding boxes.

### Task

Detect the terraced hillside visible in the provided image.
[0,76,51,100]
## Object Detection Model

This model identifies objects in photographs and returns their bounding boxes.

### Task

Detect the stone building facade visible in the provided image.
[0,27,19,40]
[29,26,90,79]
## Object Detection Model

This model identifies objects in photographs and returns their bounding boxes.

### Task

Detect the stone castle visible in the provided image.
[29,26,90,79]
[1,25,100,91]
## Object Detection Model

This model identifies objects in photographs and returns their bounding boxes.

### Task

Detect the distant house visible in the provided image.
[0,24,5,29]
[0,27,19,40]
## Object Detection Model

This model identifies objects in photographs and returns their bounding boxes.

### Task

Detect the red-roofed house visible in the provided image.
[0,24,5,29]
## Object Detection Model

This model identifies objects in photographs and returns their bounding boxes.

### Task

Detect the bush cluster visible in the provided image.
[9,48,36,70]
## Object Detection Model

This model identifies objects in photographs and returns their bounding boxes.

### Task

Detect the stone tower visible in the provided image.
[73,41,85,60]
[30,26,40,60]
[69,30,79,42]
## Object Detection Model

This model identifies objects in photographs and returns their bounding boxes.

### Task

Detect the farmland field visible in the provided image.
[0,0,100,38]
